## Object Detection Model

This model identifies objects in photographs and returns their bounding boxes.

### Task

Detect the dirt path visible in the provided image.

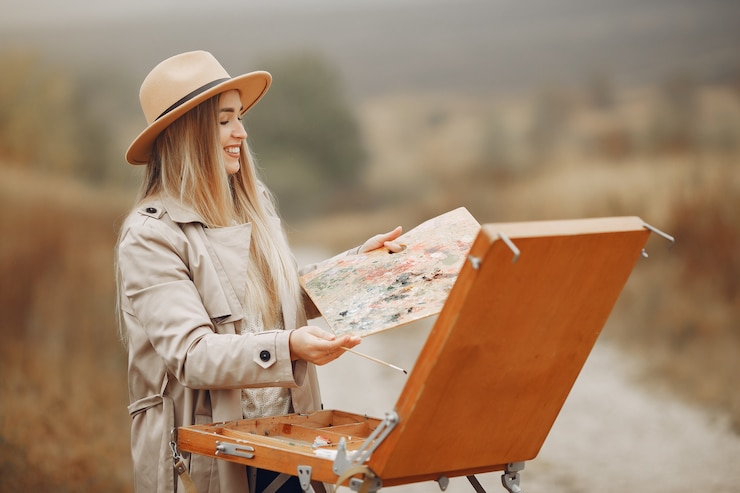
[508,340,740,493]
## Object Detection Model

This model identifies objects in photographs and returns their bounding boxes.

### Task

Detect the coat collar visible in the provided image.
[137,197,205,225]
[160,197,206,224]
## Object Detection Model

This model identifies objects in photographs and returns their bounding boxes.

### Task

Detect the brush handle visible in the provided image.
[341,347,408,374]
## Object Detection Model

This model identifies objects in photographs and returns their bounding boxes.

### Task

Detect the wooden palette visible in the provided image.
[300,207,480,337]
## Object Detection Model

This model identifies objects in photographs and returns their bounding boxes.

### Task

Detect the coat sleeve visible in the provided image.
[118,217,299,390]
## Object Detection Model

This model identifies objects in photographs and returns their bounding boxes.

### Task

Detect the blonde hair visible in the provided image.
[121,93,301,335]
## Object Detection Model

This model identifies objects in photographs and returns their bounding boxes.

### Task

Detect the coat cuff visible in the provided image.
[251,330,299,387]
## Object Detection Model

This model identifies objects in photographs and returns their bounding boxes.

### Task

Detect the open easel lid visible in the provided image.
[367,216,651,481]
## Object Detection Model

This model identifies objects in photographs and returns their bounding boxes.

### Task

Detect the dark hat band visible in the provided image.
[155,77,231,121]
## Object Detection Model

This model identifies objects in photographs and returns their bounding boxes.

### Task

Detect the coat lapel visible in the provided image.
[163,199,296,330]
[199,224,251,326]
[163,199,250,326]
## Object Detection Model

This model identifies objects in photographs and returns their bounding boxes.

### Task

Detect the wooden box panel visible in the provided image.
[368,217,649,481]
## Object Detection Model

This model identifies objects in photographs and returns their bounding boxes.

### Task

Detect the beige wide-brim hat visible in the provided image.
[125,50,271,165]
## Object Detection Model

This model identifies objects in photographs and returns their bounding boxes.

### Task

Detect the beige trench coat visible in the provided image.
[117,198,323,493]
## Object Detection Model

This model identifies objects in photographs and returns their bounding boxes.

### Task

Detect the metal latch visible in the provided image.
[215,441,255,460]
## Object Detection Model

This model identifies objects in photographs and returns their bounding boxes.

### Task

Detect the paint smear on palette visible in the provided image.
[300,207,480,337]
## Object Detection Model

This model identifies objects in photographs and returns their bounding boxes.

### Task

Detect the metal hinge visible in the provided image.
[333,411,398,477]
[297,465,315,493]
[500,462,525,493]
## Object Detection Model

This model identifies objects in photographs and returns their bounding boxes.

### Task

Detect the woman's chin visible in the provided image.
[225,160,240,175]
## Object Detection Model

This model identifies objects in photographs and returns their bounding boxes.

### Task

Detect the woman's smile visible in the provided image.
[219,90,248,174]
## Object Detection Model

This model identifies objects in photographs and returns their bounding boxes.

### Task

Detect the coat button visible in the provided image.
[259,350,271,362]
[145,207,157,214]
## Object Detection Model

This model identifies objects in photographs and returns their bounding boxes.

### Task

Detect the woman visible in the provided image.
[117,51,403,493]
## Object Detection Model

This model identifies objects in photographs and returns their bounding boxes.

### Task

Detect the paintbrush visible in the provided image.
[341,347,408,374]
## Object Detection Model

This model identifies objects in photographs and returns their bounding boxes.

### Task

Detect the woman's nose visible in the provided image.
[234,123,247,139]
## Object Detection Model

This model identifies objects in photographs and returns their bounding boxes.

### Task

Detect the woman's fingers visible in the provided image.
[358,226,403,254]
[383,240,407,253]
[289,326,361,365]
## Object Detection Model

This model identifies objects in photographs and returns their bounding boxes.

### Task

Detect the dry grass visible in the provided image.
[612,163,740,429]
[0,167,132,492]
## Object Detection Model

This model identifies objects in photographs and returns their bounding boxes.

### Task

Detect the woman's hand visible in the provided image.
[289,326,361,365]
[358,226,404,254]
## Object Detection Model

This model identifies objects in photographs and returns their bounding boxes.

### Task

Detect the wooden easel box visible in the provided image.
[177,216,650,486]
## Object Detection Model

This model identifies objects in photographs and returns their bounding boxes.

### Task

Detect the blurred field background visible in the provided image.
[1,0,739,491]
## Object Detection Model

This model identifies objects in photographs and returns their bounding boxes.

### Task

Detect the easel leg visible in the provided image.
[466,475,487,493]
[262,474,291,493]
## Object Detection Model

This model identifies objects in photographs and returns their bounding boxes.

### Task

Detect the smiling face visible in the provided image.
[218,90,247,175]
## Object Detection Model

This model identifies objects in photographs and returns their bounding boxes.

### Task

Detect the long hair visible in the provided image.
[117,93,301,340]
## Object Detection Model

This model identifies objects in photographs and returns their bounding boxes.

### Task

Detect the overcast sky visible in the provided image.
[3,0,738,99]
[0,0,434,27]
